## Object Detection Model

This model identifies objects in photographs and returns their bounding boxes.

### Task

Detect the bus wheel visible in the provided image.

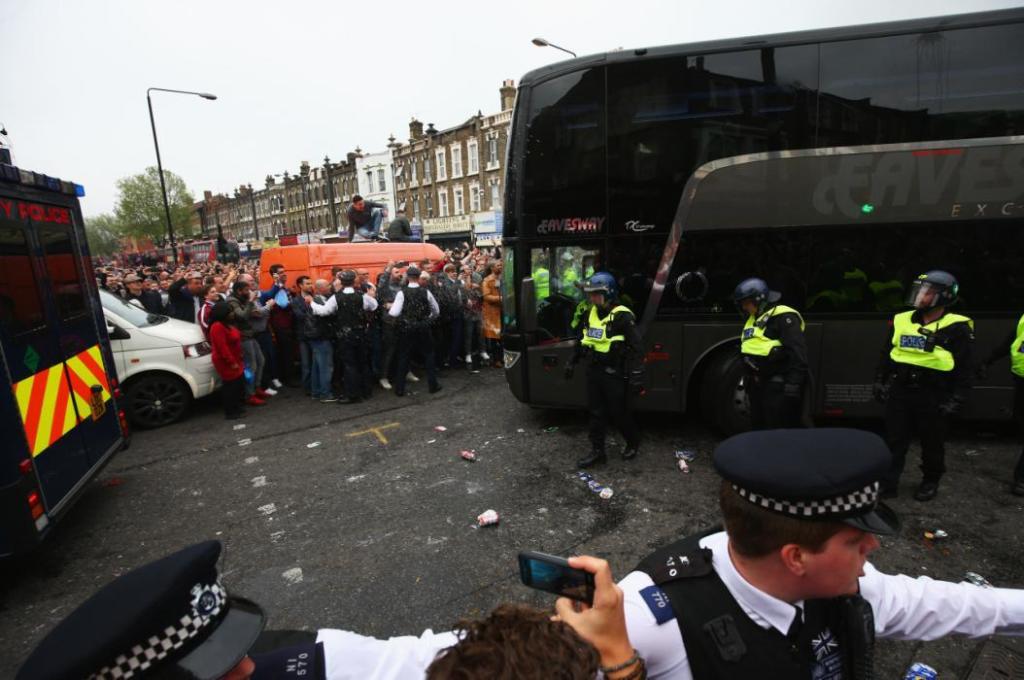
[125,374,192,429]
[701,352,750,435]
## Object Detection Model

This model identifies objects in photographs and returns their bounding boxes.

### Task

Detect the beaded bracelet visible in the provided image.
[600,649,641,674]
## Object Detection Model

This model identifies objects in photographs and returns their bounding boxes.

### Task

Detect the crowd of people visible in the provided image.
[93,243,506,419]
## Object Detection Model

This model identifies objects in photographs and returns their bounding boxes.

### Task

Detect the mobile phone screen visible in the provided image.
[518,551,595,605]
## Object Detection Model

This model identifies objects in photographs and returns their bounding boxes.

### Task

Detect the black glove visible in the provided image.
[938,396,963,417]
[628,368,646,396]
[872,381,889,404]
[563,363,575,381]
[783,382,802,400]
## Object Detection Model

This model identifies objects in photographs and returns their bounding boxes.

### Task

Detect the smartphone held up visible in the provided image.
[518,551,595,606]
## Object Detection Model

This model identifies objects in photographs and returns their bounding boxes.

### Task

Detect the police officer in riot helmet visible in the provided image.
[734,278,808,430]
[309,269,379,404]
[564,272,645,468]
[874,270,974,501]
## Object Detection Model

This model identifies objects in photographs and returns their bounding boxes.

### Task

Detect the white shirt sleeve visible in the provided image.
[389,291,405,318]
[363,294,379,312]
[860,561,1024,639]
[311,295,338,317]
[619,570,693,679]
[316,628,458,680]
[426,291,440,319]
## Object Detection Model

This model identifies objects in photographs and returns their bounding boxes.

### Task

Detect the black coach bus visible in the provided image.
[500,8,1024,432]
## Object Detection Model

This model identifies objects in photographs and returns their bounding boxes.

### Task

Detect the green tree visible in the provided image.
[84,213,124,256]
[114,166,195,241]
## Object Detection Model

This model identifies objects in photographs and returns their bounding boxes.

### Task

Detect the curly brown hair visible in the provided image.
[425,603,600,680]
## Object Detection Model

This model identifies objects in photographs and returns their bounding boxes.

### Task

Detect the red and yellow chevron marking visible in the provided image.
[11,345,111,458]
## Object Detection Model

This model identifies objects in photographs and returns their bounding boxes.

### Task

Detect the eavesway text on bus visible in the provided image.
[812,145,1024,219]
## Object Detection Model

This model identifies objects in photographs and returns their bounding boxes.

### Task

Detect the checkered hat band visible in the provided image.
[89,580,227,680]
[733,482,879,518]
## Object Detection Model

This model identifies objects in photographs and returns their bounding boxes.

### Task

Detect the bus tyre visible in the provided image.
[701,352,750,435]
[124,374,192,429]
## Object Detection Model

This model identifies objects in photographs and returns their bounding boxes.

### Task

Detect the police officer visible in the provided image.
[532,258,550,305]
[873,270,974,501]
[309,270,378,404]
[979,309,1024,496]
[14,540,321,680]
[734,278,808,429]
[389,265,442,397]
[564,272,645,468]
[616,428,1024,680]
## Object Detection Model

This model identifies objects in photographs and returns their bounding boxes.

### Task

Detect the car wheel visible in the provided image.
[125,374,192,428]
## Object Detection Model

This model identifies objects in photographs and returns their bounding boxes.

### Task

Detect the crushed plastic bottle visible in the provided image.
[903,662,938,679]
[460,450,477,462]
[964,571,993,588]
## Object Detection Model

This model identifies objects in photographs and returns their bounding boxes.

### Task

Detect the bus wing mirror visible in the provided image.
[521,277,537,333]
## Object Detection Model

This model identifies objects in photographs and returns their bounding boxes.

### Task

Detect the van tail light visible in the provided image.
[19,459,33,475]
[27,490,45,520]
[113,386,130,437]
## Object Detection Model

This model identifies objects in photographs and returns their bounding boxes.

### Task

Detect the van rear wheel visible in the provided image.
[125,374,191,428]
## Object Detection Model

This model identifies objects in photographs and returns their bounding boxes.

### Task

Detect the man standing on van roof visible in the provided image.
[387,210,414,242]
[347,195,388,241]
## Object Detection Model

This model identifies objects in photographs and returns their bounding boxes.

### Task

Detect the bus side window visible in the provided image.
[38,224,87,321]
[0,224,46,336]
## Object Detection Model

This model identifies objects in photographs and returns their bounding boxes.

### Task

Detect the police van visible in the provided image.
[0,160,129,556]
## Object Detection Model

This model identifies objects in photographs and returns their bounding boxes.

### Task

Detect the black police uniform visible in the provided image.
[17,541,272,680]
[393,283,441,396]
[874,308,974,497]
[570,302,645,466]
[740,303,809,430]
[624,429,899,680]
[333,288,371,402]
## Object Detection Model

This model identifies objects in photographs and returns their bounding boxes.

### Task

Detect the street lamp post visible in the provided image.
[531,37,577,58]
[146,87,216,266]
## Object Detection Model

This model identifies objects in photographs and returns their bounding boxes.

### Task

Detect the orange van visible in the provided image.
[257,242,446,289]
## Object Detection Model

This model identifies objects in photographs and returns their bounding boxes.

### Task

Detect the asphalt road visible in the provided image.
[2,366,1023,678]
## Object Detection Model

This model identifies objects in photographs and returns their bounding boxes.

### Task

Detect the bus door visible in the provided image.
[522,244,600,407]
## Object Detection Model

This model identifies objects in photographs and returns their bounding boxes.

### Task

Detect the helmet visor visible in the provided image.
[905,281,944,310]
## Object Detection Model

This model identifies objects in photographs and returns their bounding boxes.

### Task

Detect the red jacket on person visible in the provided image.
[209,321,244,381]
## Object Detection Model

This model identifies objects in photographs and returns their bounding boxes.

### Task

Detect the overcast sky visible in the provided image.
[2,0,1019,217]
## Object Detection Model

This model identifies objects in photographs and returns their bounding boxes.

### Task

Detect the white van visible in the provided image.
[98,290,219,428]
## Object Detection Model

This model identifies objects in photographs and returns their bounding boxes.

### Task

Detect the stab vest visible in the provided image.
[741,305,805,358]
[400,286,431,330]
[333,290,365,336]
[889,310,972,373]
[1011,313,1024,378]
[635,531,872,680]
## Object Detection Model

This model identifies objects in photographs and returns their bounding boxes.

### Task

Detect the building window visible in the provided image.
[377,168,386,192]
[413,194,420,219]
[426,195,434,218]
[438,190,449,217]
[470,183,481,212]
[451,144,463,178]
[411,160,418,184]
[454,186,464,215]
[487,135,500,169]
[467,139,479,174]
[365,171,373,194]
[490,180,501,208]
[435,149,447,180]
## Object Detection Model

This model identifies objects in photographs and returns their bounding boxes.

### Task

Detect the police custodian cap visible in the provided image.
[713,428,900,536]
[18,541,265,680]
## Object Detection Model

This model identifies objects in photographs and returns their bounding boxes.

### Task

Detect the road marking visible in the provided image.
[347,422,399,444]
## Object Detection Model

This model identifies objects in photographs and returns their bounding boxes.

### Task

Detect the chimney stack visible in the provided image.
[409,118,424,142]
[500,79,516,111]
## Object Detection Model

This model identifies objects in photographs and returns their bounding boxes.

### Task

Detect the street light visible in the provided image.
[531,37,577,58]
[146,87,217,265]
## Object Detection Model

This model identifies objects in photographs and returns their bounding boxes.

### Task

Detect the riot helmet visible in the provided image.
[905,270,958,310]
[583,271,618,305]
[733,277,781,315]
